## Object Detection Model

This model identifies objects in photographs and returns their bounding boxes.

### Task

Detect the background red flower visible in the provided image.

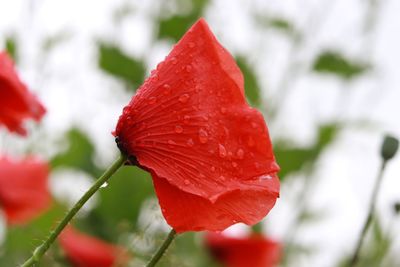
[205,232,281,267]
[0,156,51,225]
[114,19,280,233]
[0,51,45,136]
[59,226,129,267]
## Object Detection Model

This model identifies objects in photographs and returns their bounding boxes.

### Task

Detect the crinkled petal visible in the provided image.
[0,52,46,136]
[0,156,51,224]
[205,232,281,267]
[115,19,279,202]
[59,226,129,267]
[152,172,279,233]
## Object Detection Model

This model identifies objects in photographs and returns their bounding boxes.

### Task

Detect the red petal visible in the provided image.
[59,226,129,267]
[205,232,281,267]
[0,51,46,136]
[152,172,279,233]
[115,19,279,202]
[0,156,51,225]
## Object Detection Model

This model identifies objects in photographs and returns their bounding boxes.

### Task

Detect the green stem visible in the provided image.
[20,154,127,267]
[348,160,387,267]
[146,229,177,267]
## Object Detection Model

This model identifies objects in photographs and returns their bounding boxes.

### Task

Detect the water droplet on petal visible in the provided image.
[187,138,194,147]
[185,65,192,72]
[219,175,226,181]
[183,115,190,124]
[179,94,190,103]
[251,122,258,129]
[232,161,238,168]
[184,179,190,185]
[168,140,176,145]
[171,56,178,65]
[163,84,172,95]
[220,107,227,114]
[188,42,195,48]
[259,174,272,181]
[219,144,227,158]
[148,96,157,104]
[236,148,244,159]
[198,129,208,143]
[175,125,183,133]
[211,166,216,172]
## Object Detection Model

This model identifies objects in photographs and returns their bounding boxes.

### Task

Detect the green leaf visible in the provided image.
[51,128,102,177]
[98,43,145,88]
[275,124,339,180]
[312,51,369,80]
[236,57,261,107]
[157,0,209,42]
[5,36,17,61]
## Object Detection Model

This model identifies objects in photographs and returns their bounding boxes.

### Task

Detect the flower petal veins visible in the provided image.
[115,18,280,232]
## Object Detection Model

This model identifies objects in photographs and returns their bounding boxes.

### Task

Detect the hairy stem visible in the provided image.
[20,154,127,267]
[146,229,177,267]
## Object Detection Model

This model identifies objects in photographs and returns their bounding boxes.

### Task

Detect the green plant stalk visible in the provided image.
[20,154,127,267]
[146,229,177,267]
[348,160,387,267]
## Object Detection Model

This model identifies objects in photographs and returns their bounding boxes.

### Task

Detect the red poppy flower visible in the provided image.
[0,156,51,225]
[205,232,281,267]
[0,51,46,136]
[59,226,129,267]
[114,18,280,233]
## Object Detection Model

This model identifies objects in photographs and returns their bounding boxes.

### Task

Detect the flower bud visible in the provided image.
[380,135,399,161]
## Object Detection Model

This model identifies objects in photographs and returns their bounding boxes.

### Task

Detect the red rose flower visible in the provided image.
[114,18,280,233]
[0,51,46,136]
[59,226,129,267]
[205,232,281,267]
[0,156,51,225]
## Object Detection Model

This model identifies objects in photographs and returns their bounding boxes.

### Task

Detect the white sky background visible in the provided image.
[1,0,400,266]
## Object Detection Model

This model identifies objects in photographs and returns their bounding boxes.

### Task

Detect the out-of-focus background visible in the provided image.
[1,0,400,266]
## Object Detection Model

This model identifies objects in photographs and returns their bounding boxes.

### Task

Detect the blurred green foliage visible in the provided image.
[98,43,145,89]
[313,51,369,80]
[157,0,209,42]
[5,36,17,61]
[275,124,339,180]
[236,57,262,107]
[51,128,102,177]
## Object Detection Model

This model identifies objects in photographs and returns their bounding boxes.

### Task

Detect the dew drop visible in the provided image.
[148,96,157,104]
[185,65,192,72]
[220,107,227,114]
[236,148,244,159]
[175,125,183,133]
[184,179,190,185]
[232,162,238,168]
[251,122,258,129]
[210,166,216,172]
[163,84,172,95]
[254,162,261,170]
[259,174,272,181]
[218,144,227,158]
[168,140,176,145]
[179,94,190,103]
[219,175,226,181]
[183,115,190,124]
[198,129,208,144]
[187,138,194,147]
[171,56,178,65]
[100,182,108,188]
[188,42,195,48]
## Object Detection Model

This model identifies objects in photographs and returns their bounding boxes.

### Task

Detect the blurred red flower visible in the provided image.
[0,156,51,225]
[205,232,281,267]
[0,51,46,136]
[114,18,280,233]
[59,226,129,267]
